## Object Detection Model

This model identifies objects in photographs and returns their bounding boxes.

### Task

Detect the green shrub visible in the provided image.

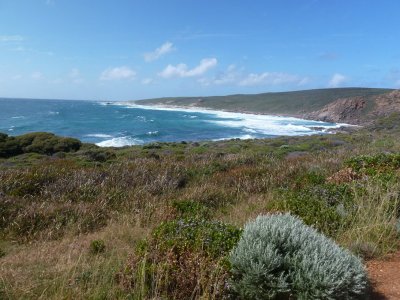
[153,218,241,257]
[229,213,368,300]
[119,219,242,299]
[89,239,106,254]
[0,132,82,158]
[81,149,116,162]
[268,184,353,236]
[172,200,210,220]
[346,152,400,175]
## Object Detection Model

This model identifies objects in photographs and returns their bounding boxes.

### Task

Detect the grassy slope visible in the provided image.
[134,87,392,115]
[1,113,400,298]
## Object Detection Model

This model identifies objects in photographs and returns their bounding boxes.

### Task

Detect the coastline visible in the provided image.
[120,100,357,133]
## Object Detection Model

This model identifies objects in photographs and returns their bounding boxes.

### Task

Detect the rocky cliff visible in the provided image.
[303,90,400,125]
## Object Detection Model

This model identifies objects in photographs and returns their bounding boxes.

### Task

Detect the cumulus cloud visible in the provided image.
[239,72,306,86]
[100,66,136,81]
[159,58,217,78]
[144,42,175,62]
[328,73,347,87]
[198,64,239,86]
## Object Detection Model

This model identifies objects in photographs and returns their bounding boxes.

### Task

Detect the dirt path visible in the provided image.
[367,251,400,299]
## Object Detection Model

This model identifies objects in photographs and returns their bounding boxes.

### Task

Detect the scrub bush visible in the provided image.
[268,184,353,236]
[89,239,106,254]
[0,132,81,158]
[119,218,242,299]
[229,213,368,300]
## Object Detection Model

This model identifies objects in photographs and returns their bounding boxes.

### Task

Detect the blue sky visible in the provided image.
[0,0,399,100]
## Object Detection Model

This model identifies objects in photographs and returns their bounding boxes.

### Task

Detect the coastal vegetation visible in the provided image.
[134,87,394,123]
[0,110,400,298]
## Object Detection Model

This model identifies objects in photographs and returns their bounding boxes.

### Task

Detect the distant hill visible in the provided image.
[133,88,398,124]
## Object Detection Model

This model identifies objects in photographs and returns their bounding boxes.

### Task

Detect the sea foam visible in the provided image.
[119,102,347,137]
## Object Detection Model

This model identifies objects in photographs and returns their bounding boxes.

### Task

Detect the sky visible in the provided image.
[0,0,399,101]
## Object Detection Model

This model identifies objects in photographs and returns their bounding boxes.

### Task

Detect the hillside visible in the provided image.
[134,87,396,125]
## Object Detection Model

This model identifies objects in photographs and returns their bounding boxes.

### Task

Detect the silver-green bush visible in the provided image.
[229,213,368,299]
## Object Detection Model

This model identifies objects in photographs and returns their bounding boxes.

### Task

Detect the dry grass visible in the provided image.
[0,216,149,299]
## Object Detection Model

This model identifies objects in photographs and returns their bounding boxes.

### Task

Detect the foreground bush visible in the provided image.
[229,213,368,299]
[119,217,242,299]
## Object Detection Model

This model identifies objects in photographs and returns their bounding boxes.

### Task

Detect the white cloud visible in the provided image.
[198,64,239,86]
[0,35,24,42]
[31,72,43,80]
[100,66,136,81]
[395,79,400,88]
[328,73,347,88]
[141,78,154,85]
[69,68,84,84]
[239,72,306,86]
[144,42,175,62]
[159,58,217,78]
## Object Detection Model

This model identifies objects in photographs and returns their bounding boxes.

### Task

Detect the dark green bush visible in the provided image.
[89,239,106,254]
[268,184,353,236]
[229,214,368,299]
[172,200,210,220]
[81,149,116,162]
[153,218,241,257]
[0,132,81,158]
[346,152,400,175]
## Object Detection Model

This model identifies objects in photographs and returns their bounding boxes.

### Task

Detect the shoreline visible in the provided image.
[120,100,357,133]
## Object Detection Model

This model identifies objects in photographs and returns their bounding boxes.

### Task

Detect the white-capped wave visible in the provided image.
[85,133,114,138]
[213,134,256,141]
[147,131,159,136]
[11,116,25,119]
[96,136,142,147]
[106,101,350,137]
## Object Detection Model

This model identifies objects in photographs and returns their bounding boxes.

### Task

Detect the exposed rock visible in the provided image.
[303,90,400,125]
[304,96,366,124]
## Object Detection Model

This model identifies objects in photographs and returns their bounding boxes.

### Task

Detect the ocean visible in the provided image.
[0,98,344,147]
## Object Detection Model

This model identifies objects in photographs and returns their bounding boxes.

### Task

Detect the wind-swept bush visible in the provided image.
[229,213,368,300]
[0,132,81,158]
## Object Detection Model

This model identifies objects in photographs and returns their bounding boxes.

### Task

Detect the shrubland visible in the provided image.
[0,114,400,299]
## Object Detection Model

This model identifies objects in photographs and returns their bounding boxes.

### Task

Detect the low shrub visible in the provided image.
[119,218,242,299]
[268,184,353,236]
[346,152,400,175]
[0,132,81,158]
[171,200,210,220]
[80,149,116,162]
[153,218,241,258]
[229,213,368,300]
[89,239,106,254]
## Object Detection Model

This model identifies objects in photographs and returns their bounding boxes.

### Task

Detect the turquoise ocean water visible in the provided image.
[0,98,344,147]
